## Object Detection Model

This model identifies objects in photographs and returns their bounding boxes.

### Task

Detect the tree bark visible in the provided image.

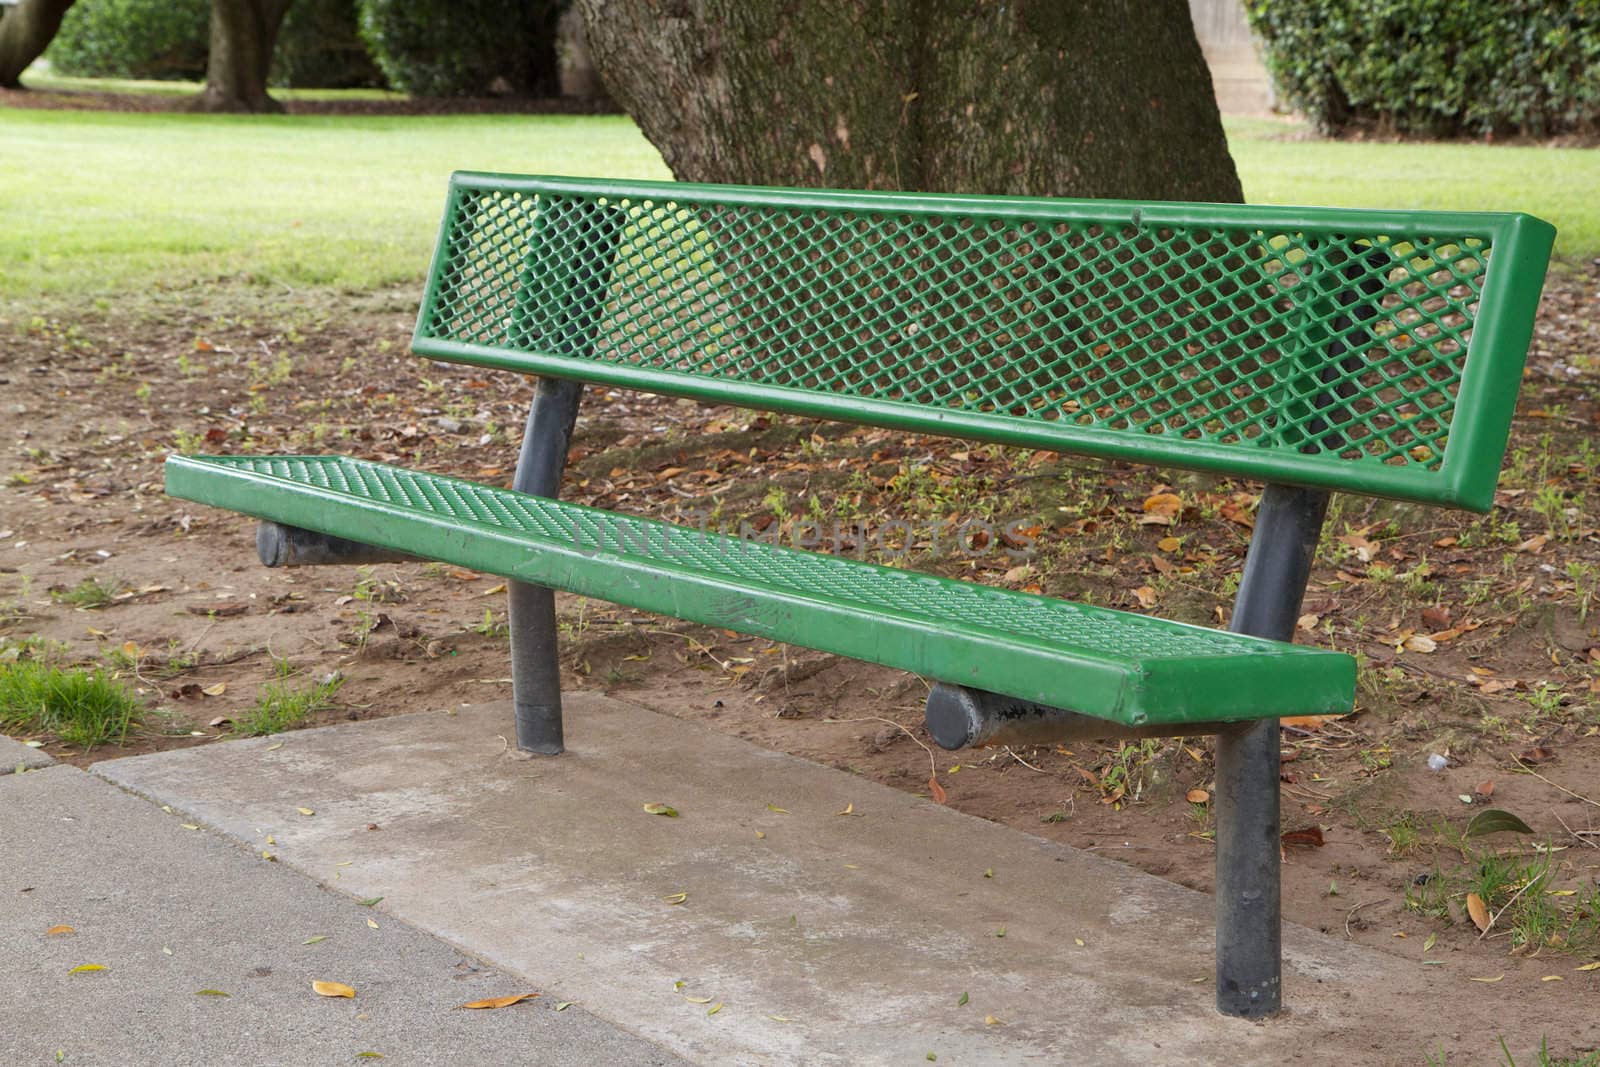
[576,0,1241,204]
[193,0,293,113]
[0,0,75,89]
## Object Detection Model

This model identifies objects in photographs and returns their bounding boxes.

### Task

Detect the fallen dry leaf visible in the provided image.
[459,993,539,1010]
[641,803,679,817]
[1516,747,1557,765]
[1338,532,1378,562]
[928,776,948,805]
[1467,892,1491,932]
[313,981,356,998]
[835,803,854,816]
[195,989,230,997]
[67,964,105,974]
[1280,827,1324,848]
[662,892,688,905]
[1402,633,1438,654]
[1186,789,1210,804]
[1575,962,1600,972]
[201,682,227,696]
[1468,974,1504,983]
[45,925,75,936]
[1280,714,1345,730]
[1142,492,1182,518]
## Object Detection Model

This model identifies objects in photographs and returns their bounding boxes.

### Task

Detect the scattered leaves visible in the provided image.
[1186,789,1210,804]
[1280,827,1324,848]
[707,1002,723,1016]
[662,892,688,905]
[303,935,328,945]
[67,964,105,974]
[765,803,790,814]
[312,981,356,998]
[1466,892,1491,932]
[1464,809,1534,838]
[927,777,947,805]
[296,807,315,817]
[1468,974,1504,983]
[642,803,679,817]
[459,993,539,1010]
[45,925,74,936]
[835,803,854,816]
[195,989,229,997]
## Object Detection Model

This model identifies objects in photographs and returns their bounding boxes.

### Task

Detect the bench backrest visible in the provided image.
[413,173,1554,511]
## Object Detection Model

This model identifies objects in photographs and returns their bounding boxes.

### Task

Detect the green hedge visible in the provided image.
[47,0,383,88]
[1247,0,1600,137]
[357,0,564,97]
[47,0,209,82]
[273,0,386,89]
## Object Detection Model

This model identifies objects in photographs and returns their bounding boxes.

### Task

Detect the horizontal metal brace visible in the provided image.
[256,521,424,568]
[925,683,1234,749]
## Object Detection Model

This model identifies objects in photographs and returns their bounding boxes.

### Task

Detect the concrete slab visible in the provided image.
[0,732,54,774]
[0,764,684,1067]
[83,694,1522,1066]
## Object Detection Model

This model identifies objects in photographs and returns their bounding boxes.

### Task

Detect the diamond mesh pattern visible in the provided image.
[420,180,1492,477]
[203,455,1330,666]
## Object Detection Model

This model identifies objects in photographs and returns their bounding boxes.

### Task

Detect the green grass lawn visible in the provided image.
[1,105,1594,305]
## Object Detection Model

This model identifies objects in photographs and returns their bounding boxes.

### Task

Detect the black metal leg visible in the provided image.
[1214,718,1283,1017]
[507,376,583,755]
[1214,482,1329,1018]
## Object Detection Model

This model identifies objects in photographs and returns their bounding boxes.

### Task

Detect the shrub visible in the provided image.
[1246,0,1600,137]
[46,0,209,82]
[356,0,564,97]
[272,0,386,89]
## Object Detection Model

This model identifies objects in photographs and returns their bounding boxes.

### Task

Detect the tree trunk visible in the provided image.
[0,0,75,89]
[576,0,1241,204]
[193,0,293,113]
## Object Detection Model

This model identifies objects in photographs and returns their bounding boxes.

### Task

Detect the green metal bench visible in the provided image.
[165,173,1554,1018]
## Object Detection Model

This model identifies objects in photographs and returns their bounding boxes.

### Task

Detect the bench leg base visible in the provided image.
[1214,717,1282,1018]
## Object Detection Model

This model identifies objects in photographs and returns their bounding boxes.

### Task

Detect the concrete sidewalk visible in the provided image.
[0,761,684,1066]
[72,692,1548,1066]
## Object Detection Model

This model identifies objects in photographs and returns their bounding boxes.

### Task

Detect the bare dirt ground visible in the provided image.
[2,267,1598,1058]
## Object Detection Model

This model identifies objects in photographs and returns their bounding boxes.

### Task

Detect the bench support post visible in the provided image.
[1214,482,1329,1018]
[507,376,584,755]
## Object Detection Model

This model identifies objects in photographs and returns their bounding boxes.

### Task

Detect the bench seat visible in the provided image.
[166,453,1354,728]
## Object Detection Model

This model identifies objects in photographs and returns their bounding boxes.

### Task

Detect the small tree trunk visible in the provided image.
[0,0,76,89]
[577,0,1241,204]
[193,0,293,113]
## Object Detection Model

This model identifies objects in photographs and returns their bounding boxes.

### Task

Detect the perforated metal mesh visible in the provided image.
[419,179,1494,479]
[198,454,1331,666]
